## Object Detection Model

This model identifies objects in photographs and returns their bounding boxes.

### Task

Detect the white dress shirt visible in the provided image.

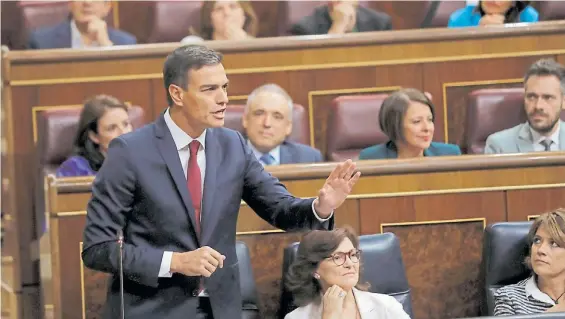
[70,20,101,48]
[159,109,332,279]
[530,122,560,152]
[247,140,281,166]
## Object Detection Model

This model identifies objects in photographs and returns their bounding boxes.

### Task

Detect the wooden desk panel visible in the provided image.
[3,22,565,290]
[36,153,565,319]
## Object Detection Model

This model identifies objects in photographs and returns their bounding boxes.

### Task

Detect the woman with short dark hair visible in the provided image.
[56,95,132,177]
[494,209,565,315]
[359,88,461,160]
[449,1,538,28]
[284,227,410,319]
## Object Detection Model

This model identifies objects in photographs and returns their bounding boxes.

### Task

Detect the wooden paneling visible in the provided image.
[506,187,565,222]
[36,154,565,319]
[383,221,484,319]
[362,191,506,319]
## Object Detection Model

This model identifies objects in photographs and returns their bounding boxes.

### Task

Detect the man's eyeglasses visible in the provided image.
[325,249,362,266]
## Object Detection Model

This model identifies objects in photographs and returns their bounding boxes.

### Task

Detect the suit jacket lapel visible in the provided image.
[559,121,565,150]
[354,289,376,318]
[517,123,535,153]
[54,22,72,48]
[280,142,293,165]
[201,128,221,245]
[154,115,199,241]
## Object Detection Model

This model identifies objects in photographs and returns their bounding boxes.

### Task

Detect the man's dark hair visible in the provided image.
[163,45,223,106]
[524,58,565,95]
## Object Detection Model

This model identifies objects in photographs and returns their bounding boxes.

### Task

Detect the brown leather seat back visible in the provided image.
[465,88,526,154]
[428,1,467,27]
[326,94,389,161]
[536,1,565,21]
[146,1,202,43]
[224,104,310,145]
[36,105,145,173]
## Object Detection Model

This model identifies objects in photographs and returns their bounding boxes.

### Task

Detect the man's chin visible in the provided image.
[209,119,225,128]
[529,122,557,135]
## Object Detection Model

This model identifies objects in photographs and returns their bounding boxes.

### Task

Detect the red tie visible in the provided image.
[187,140,202,236]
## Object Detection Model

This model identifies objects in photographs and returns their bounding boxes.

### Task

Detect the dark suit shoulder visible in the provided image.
[427,142,462,155]
[28,22,69,49]
[357,6,392,30]
[108,28,137,45]
[358,144,388,160]
[283,141,323,163]
[290,5,331,35]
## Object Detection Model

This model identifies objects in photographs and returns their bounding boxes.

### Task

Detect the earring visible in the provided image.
[313,273,320,279]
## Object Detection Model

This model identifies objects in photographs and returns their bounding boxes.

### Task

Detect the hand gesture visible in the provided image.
[314,159,361,218]
[223,26,249,40]
[87,17,113,46]
[170,246,226,277]
[329,3,356,34]
[322,285,346,319]
[479,14,505,26]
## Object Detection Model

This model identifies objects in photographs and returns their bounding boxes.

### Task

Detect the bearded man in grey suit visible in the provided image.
[485,59,565,154]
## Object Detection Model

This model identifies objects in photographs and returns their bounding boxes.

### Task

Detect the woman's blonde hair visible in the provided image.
[193,0,258,40]
[524,208,565,269]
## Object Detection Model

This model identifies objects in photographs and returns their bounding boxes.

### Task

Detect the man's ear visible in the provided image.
[242,113,248,129]
[168,85,184,106]
[285,121,292,137]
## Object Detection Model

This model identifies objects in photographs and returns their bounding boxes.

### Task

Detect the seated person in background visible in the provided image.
[359,88,461,160]
[56,95,132,177]
[284,226,410,319]
[290,0,391,36]
[493,209,565,315]
[243,84,323,165]
[28,0,136,49]
[448,0,538,28]
[187,0,257,42]
[485,59,565,154]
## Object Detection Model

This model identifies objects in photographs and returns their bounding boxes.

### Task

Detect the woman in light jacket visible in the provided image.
[284,227,410,319]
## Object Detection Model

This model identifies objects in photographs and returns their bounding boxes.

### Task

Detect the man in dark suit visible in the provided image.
[243,84,323,165]
[82,45,360,319]
[28,0,136,49]
[290,0,392,36]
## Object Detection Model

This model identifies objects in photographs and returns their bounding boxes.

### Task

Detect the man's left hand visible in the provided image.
[314,159,361,218]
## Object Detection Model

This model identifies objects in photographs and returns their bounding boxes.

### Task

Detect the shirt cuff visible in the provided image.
[159,251,173,277]
[312,198,333,222]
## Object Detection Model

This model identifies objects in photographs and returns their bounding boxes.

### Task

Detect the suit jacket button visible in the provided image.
[192,289,198,297]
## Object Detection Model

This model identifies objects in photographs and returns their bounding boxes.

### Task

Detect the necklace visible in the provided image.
[552,290,565,304]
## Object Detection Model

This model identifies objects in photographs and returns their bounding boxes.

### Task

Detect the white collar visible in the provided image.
[164,108,206,150]
[247,140,280,165]
[308,288,375,318]
[525,276,557,305]
[70,19,100,48]
[530,121,560,146]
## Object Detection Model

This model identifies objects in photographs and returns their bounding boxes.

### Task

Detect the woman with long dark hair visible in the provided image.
[448,1,538,28]
[56,95,132,177]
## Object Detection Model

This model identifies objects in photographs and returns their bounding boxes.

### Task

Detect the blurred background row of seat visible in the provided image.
[3,0,565,49]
